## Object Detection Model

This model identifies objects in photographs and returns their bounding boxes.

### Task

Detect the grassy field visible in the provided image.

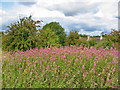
[2,45,118,88]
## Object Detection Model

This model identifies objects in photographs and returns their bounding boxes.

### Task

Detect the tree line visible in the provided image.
[2,15,119,51]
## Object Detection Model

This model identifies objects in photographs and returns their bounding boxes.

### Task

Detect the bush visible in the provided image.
[2,15,41,51]
[88,38,97,47]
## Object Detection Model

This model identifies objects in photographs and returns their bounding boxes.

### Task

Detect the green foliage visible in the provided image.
[79,34,88,37]
[36,28,60,48]
[2,15,119,51]
[64,32,97,48]
[106,29,120,43]
[95,29,119,49]
[95,39,118,49]
[64,31,79,46]
[2,15,41,51]
[88,38,97,47]
[42,22,66,45]
[77,38,89,47]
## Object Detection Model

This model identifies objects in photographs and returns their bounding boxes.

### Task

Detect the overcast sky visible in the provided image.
[0,0,119,36]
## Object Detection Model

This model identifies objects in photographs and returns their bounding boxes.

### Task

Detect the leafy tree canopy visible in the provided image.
[42,22,66,45]
[36,28,60,48]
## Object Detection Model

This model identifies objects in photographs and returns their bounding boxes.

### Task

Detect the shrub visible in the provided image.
[2,15,41,51]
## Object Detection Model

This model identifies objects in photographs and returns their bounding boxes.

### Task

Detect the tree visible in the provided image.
[2,15,41,51]
[42,22,66,45]
[36,28,60,48]
[95,29,120,49]
[79,34,87,37]
[106,29,120,42]
[64,31,79,46]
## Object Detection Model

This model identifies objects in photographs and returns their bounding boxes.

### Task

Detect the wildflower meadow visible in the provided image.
[1,15,119,88]
[2,45,118,88]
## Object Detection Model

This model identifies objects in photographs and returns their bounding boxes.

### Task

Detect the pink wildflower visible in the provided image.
[55,68,57,70]
[65,59,67,61]
[42,70,45,73]
[31,69,34,72]
[111,85,114,88]
[94,64,96,67]
[108,62,111,64]
[68,60,70,63]
[65,73,68,76]
[82,67,85,70]
[101,79,104,81]
[61,55,66,59]
[46,65,49,70]
[21,52,24,54]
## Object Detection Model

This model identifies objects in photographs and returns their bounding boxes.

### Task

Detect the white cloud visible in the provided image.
[0,0,119,35]
[78,29,102,36]
[0,9,6,14]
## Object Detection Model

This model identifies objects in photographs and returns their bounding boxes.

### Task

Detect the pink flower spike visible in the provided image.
[46,65,49,69]
[55,68,57,70]
[65,59,67,61]
[108,62,111,64]
[29,63,32,65]
[68,60,70,62]
[21,52,24,54]
[112,44,114,47]
[94,64,96,67]
[65,73,68,76]
[63,56,66,59]
[82,67,85,70]
[42,70,45,73]
[111,85,114,88]
[101,79,104,81]
[78,71,80,72]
